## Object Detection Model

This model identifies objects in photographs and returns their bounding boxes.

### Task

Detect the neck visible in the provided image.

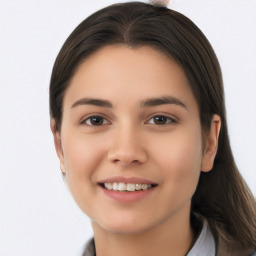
[92,210,194,256]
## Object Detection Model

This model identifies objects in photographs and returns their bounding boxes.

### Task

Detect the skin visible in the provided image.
[51,45,221,256]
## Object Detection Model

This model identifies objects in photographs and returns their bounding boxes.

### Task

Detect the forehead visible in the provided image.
[63,45,197,110]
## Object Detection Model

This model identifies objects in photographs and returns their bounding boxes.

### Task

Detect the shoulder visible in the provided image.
[217,239,256,256]
[194,214,256,256]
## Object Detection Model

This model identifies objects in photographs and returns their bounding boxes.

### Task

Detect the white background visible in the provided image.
[0,0,255,255]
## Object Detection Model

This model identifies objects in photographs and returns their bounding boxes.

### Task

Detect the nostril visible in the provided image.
[107,142,148,165]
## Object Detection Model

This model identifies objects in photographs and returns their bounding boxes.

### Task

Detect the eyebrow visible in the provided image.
[71,96,187,109]
[71,98,113,108]
[140,96,188,109]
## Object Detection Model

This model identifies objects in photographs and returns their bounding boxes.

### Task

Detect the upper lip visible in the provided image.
[97,176,158,185]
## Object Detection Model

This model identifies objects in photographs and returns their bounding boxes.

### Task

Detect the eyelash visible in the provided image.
[80,113,177,127]
[147,115,176,125]
[80,115,110,126]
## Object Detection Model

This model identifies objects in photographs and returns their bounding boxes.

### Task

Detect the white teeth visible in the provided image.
[105,183,113,190]
[135,184,142,190]
[141,184,148,190]
[103,182,154,192]
[127,183,136,192]
[118,182,126,191]
[113,182,118,191]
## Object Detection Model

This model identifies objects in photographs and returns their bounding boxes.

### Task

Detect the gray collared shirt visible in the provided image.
[186,218,215,256]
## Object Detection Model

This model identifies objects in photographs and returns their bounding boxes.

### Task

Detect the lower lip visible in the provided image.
[99,186,156,203]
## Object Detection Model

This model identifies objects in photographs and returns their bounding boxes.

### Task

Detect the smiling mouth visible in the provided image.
[99,182,158,192]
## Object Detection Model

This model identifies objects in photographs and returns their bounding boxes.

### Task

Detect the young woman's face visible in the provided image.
[52,45,216,234]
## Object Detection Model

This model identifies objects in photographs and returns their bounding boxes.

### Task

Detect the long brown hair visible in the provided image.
[49,2,256,252]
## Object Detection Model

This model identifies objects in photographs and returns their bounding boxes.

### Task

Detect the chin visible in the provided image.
[92,215,151,235]
[93,215,155,235]
[101,223,152,235]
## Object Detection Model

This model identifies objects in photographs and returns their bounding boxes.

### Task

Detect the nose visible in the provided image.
[107,125,148,167]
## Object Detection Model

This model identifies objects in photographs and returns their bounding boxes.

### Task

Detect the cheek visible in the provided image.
[61,131,106,182]
[60,130,108,215]
[152,126,203,195]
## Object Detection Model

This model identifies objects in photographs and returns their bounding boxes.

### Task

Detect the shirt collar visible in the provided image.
[187,218,216,256]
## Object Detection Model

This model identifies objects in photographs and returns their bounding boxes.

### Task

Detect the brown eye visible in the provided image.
[148,115,174,125]
[84,116,108,126]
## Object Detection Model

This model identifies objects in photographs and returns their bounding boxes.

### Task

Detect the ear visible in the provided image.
[201,114,221,172]
[50,119,65,174]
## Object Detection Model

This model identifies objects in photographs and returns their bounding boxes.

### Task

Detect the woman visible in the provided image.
[49,1,256,255]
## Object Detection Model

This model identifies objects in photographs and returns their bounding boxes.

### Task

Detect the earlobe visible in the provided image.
[50,119,65,173]
[201,114,221,172]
